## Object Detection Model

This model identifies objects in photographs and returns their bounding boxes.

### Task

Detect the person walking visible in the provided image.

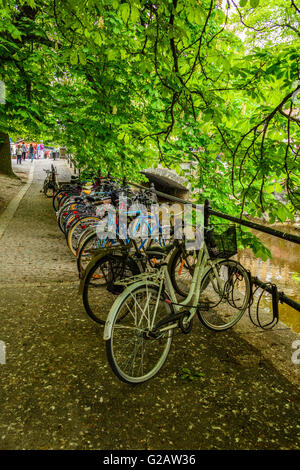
[38,142,44,159]
[16,145,22,164]
[21,142,27,160]
[29,143,34,162]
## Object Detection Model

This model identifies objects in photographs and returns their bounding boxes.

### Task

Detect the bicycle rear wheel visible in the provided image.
[67,216,101,256]
[77,232,102,277]
[198,259,250,331]
[169,245,196,297]
[106,284,173,384]
[43,182,54,198]
[82,253,141,324]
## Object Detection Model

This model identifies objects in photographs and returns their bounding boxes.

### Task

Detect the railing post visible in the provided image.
[204,199,210,228]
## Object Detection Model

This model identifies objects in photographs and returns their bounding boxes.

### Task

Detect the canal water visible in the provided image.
[237,225,300,333]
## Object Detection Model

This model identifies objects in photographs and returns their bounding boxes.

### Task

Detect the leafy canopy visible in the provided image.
[0,0,299,236]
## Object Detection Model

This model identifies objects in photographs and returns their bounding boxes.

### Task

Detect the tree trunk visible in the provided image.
[0,132,14,176]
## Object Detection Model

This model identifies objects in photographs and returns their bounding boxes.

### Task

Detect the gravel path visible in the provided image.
[0,160,299,450]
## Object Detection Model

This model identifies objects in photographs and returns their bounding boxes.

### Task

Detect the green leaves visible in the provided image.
[118,3,139,24]
[276,204,294,223]
[131,6,139,23]
[70,51,78,65]
[180,368,205,381]
[119,3,130,23]
[186,7,204,26]
[94,32,103,46]
[240,0,260,7]
[1,0,299,224]
[78,52,86,65]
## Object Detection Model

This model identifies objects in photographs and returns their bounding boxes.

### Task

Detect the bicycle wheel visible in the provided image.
[106,284,173,384]
[57,201,83,233]
[77,231,101,277]
[43,182,54,198]
[53,189,67,211]
[82,253,141,324]
[169,245,197,297]
[198,259,251,331]
[76,226,97,256]
[64,212,87,236]
[67,216,101,256]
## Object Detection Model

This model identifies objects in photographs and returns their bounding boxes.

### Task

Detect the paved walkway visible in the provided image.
[0,160,299,450]
[0,162,34,241]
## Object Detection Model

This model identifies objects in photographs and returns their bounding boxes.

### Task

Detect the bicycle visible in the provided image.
[79,238,174,325]
[103,223,251,384]
[78,197,174,325]
[42,165,58,198]
[76,199,167,277]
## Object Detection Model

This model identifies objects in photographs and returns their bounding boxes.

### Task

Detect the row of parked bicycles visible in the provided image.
[46,170,251,384]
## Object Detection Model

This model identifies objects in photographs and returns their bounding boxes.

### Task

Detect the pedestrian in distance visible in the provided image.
[38,142,44,159]
[29,143,35,162]
[16,145,22,164]
[21,142,27,160]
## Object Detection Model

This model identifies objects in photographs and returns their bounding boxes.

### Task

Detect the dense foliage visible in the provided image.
[0,1,299,247]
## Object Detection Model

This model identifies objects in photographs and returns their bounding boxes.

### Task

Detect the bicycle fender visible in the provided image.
[103,280,160,341]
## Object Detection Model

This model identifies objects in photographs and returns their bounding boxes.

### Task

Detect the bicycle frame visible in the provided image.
[95,208,165,250]
[149,245,211,333]
[103,243,223,340]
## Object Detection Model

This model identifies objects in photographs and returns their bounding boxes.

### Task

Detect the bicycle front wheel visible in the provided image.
[106,284,173,384]
[198,259,251,331]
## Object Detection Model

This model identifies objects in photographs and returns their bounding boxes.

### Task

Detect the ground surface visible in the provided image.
[0,160,25,217]
[0,159,299,450]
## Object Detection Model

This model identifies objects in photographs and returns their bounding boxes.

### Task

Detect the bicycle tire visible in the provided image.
[198,259,251,331]
[82,253,141,324]
[67,216,102,256]
[169,245,197,297]
[57,201,85,233]
[106,283,173,384]
[43,182,54,198]
[53,189,67,211]
[77,231,101,277]
[76,226,97,257]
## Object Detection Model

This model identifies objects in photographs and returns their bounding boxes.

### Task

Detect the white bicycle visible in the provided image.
[103,224,251,384]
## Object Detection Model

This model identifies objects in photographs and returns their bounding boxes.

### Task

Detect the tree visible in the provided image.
[0,132,14,176]
[0,0,299,230]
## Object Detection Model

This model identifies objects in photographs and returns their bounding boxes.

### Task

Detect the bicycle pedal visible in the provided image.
[179,312,193,334]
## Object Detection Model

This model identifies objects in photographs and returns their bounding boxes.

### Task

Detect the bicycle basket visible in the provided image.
[206,224,237,259]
